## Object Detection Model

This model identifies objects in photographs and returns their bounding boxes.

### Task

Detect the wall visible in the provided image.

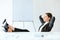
[33,0,60,32]
[0,0,12,25]
[0,0,12,32]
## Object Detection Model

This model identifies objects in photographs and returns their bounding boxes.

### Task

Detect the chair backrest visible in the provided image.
[49,16,55,28]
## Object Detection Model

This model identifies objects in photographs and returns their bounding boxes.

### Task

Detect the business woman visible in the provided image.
[38,13,55,32]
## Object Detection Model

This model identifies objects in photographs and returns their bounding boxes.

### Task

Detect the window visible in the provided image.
[13,0,36,32]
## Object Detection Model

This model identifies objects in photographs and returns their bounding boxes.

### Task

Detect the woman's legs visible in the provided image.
[2,19,29,32]
[8,25,30,32]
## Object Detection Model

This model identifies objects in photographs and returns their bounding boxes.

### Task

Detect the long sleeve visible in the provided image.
[38,15,45,32]
[39,15,45,24]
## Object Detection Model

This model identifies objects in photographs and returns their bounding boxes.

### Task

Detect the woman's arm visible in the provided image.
[39,15,45,24]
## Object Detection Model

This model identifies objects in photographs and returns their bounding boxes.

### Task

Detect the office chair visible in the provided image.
[39,16,55,32]
[48,16,55,31]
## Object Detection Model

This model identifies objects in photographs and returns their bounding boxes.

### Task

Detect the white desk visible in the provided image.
[0,32,60,40]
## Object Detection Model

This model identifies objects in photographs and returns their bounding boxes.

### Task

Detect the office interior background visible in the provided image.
[0,0,59,32]
[0,0,60,40]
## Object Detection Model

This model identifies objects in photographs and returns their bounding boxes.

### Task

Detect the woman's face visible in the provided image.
[43,14,50,22]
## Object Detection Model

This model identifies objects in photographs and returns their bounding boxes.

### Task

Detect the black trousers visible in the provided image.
[3,22,29,32]
[13,28,30,32]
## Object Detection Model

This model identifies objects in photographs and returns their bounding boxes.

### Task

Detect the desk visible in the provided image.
[0,32,60,40]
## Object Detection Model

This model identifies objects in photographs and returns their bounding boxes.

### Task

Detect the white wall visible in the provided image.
[33,0,60,32]
[0,0,12,25]
[0,0,12,32]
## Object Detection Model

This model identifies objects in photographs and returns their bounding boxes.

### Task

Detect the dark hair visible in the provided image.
[46,13,52,19]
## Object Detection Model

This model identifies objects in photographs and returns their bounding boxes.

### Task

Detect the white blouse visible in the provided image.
[39,22,49,32]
